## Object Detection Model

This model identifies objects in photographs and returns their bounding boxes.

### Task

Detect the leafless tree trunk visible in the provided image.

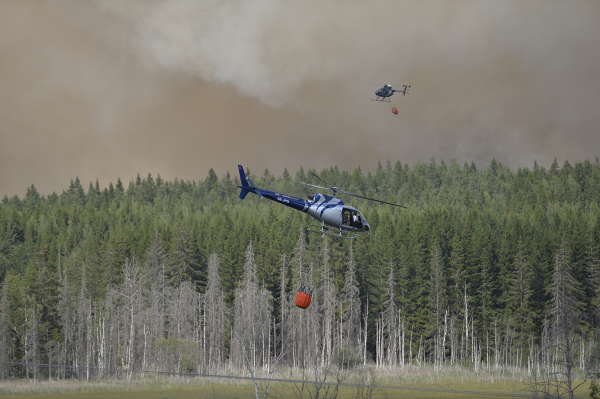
[231,243,273,374]
[288,231,309,368]
[0,283,9,379]
[318,240,336,368]
[430,243,446,368]
[24,306,39,381]
[377,263,398,368]
[362,300,369,366]
[530,246,586,399]
[204,253,226,371]
[279,255,288,360]
[120,258,143,381]
[341,243,361,352]
[59,272,72,379]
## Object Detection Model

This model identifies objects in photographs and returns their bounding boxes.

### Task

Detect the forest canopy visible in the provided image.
[1,159,599,378]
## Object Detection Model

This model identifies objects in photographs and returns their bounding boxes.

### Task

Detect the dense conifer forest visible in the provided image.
[1,160,599,380]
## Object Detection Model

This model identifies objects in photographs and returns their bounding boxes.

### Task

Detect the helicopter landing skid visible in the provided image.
[372,98,391,102]
[305,224,357,240]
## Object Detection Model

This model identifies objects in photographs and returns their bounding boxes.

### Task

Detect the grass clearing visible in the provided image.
[1,366,593,399]
[0,375,535,399]
[0,384,525,399]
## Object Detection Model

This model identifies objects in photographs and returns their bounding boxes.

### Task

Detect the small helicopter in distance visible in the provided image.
[237,165,405,238]
[374,83,411,101]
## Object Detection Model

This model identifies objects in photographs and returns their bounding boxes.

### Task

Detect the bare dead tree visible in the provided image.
[166,280,201,373]
[58,270,72,379]
[120,258,143,381]
[145,233,167,350]
[31,306,39,381]
[22,304,39,381]
[0,282,9,379]
[94,294,112,378]
[318,240,337,368]
[383,263,398,367]
[287,232,319,369]
[341,242,361,354]
[75,267,92,380]
[339,241,361,370]
[362,299,369,366]
[430,243,447,368]
[278,255,288,360]
[203,253,226,371]
[231,243,273,379]
[530,246,586,399]
[589,333,600,399]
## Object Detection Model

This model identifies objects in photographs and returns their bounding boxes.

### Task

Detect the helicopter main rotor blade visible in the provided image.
[306,173,404,207]
[309,171,334,187]
[300,182,331,191]
[337,189,407,208]
[308,172,342,193]
[308,171,323,182]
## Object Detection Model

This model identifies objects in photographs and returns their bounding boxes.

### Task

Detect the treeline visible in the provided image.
[1,159,600,379]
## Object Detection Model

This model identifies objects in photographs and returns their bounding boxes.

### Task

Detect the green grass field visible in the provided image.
[0,378,538,399]
[1,366,595,399]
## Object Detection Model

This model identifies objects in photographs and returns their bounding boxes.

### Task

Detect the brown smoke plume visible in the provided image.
[1,1,599,195]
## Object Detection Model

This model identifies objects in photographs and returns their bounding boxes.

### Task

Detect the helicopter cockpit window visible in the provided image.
[342,208,352,225]
[343,208,363,228]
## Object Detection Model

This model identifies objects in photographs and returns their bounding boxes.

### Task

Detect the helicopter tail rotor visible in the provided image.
[397,84,411,96]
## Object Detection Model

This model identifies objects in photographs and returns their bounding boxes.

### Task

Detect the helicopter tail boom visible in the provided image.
[238,164,254,199]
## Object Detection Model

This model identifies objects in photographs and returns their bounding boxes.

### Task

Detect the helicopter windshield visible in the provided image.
[342,207,364,229]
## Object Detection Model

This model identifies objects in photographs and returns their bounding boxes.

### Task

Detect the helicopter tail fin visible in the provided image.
[237,164,254,199]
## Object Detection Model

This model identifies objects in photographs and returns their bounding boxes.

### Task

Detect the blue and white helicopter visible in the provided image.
[238,165,405,238]
[374,83,411,101]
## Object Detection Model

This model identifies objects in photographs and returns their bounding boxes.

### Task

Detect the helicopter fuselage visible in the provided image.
[374,84,410,100]
[246,185,370,233]
[375,86,395,98]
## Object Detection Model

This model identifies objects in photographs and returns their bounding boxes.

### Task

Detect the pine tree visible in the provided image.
[551,246,582,338]
[591,245,600,328]
[168,227,202,288]
[448,232,466,317]
[506,241,533,361]
[5,160,600,376]
[587,228,600,329]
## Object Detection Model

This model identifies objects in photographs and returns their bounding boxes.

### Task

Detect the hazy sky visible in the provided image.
[1,1,600,195]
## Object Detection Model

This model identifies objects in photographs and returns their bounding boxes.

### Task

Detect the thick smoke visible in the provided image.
[1,1,600,195]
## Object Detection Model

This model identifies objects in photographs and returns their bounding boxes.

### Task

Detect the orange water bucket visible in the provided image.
[295,287,313,309]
